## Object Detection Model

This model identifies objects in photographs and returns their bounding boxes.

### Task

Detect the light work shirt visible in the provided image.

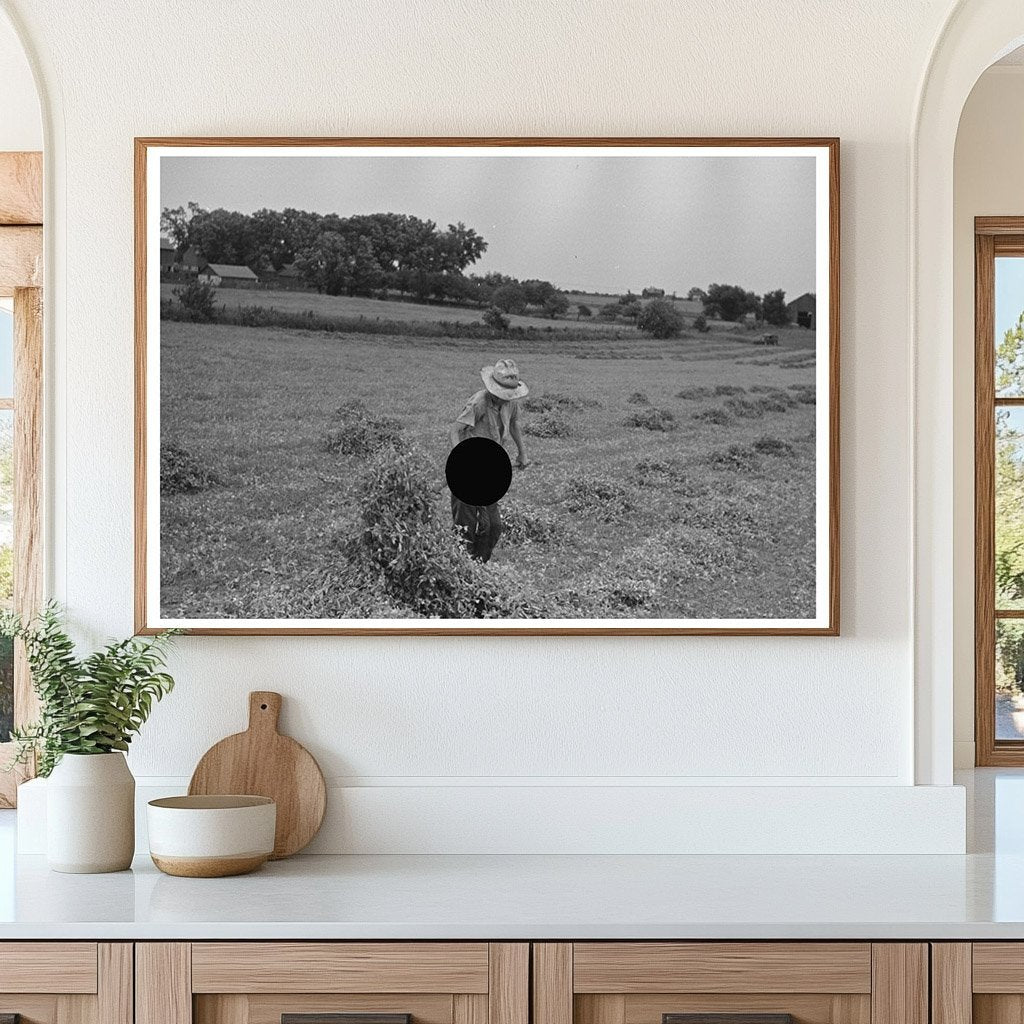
[455,389,519,442]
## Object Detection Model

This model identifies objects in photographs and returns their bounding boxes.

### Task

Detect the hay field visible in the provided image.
[158,314,818,621]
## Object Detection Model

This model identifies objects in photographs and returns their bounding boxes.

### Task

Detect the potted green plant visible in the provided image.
[2,603,178,873]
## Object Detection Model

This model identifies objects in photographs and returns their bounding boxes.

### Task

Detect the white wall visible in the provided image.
[952,66,1024,767]
[1,0,973,851]
[0,11,39,151]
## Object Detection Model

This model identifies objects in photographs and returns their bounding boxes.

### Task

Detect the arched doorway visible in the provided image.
[914,1,1024,785]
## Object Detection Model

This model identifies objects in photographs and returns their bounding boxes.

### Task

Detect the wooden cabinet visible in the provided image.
[136,944,528,1024]
[532,944,928,1024]
[932,943,1024,1024]
[0,943,131,1024]
[0,937,959,1024]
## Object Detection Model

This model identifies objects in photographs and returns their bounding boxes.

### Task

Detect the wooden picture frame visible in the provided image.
[135,137,840,636]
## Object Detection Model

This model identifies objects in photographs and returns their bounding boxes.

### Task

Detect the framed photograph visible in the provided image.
[135,137,839,635]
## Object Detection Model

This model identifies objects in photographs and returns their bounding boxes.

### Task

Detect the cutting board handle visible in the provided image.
[248,691,282,734]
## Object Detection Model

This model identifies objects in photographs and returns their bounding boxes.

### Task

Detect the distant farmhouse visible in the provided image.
[787,292,816,328]
[261,263,304,290]
[159,236,176,272]
[160,247,304,291]
[178,247,205,275]
[198,263,260,288]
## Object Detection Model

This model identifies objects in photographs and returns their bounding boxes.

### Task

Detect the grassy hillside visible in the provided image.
[161,284,635,334]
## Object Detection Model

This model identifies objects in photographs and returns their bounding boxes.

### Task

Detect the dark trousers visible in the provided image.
[451,497,503,562]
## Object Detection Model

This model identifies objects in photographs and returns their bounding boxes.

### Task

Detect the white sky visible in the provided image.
[161,153,817,297]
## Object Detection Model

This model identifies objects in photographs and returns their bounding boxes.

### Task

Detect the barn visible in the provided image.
[787,291,816,328]
[159,237,176,272]
[178,246,205,274]
[198,263,260,289]
[260,262,305,290]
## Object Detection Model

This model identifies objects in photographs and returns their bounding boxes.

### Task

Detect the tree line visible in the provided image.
[686,285,791,326]
[164,203,553,311]
[161,203,795,327]
[162,203,495,301]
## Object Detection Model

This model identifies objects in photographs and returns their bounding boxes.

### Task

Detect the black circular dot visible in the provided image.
[260,703,268,710]
[446,437,513,506]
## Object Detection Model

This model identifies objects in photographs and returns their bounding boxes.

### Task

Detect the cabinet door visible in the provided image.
[533,944,927,1024]
[0,943,131,1024]
[941,943,1024,1024]
[137,943,528,1024]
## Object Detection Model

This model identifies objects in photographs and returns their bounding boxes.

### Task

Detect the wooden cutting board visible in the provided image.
[188,691,327,859]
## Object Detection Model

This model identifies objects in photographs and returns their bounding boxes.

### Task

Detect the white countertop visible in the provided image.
[3,769,1023,941]
[3,849,1024,940]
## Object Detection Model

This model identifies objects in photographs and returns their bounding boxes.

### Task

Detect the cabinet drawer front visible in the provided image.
[0,943,97,993]
[573,944,872,994]
[197,993,459,1024]
[974,944,1024,992]
[192,943,491,994]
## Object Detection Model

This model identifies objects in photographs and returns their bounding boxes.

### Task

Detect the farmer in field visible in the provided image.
[449,359,530,562]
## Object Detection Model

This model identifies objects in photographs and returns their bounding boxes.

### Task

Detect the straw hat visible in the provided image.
[481,359,529,400]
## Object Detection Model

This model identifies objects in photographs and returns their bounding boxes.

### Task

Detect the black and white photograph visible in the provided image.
[137,139,838,634]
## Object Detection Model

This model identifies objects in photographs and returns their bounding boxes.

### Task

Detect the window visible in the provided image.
[0,150,43,806]
[0,301,10,745]
[0,288,42,806]
[0,303,13,746]
[975,219,1024,764]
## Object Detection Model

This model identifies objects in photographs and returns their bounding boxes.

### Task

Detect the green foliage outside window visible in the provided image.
[997,310,1024,396]
[995,312,1024,694]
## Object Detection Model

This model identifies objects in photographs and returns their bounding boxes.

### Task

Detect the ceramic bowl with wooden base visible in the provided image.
[147,795,276,877]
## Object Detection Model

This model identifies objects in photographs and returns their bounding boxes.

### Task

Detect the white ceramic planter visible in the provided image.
[46,752,135,873]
